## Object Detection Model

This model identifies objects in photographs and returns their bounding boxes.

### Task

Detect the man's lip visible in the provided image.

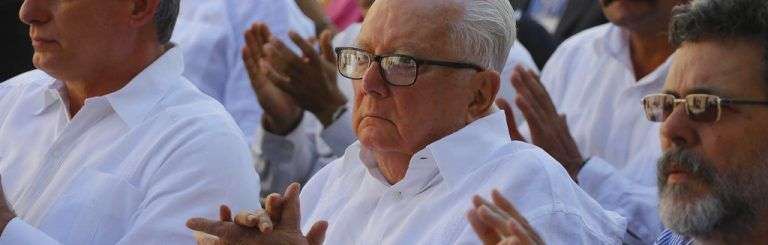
[31,37,57,46]
[666,170,691,184]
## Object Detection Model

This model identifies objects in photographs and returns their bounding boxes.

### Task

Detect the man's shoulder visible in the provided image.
[556,23,614,53]
[1,70,52,89]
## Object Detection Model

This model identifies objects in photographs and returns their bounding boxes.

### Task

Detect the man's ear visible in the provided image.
[468,70,500,118]
[127,0,160,27]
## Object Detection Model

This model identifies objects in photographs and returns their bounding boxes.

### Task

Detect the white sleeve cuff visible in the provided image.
[320,109,356,156]
[0,217,59,244]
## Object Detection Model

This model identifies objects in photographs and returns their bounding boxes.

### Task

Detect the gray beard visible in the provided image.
[659,184,724,237]
[657,148,768,239]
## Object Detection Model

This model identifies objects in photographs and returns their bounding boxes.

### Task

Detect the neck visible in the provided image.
[627,28,673,80]
[375,152,412,184]
[64,43,165,117]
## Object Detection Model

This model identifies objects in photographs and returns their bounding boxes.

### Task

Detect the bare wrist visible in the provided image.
[262,112,303,136]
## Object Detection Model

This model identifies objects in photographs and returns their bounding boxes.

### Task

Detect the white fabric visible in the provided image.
[254,23,539,195]
[299,111,626,244]
[0,48,262,244]
[524,23,670,244]
[171,0,315,139]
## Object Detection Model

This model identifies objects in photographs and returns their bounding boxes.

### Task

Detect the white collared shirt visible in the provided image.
[529,23,670,244]
[0,48,261,244]
[299,112,626,244]
[171,0,314,139]
[254,30,540,195]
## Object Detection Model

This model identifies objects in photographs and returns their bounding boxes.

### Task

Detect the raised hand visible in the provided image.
[244,23,303,135]
[499,65,585,181]
[261,29,347,127]
[187,183,328,245]
[467,190,544,245]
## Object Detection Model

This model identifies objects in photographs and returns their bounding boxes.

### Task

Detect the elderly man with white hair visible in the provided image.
[187,0,625,244]
[0,0,261,244]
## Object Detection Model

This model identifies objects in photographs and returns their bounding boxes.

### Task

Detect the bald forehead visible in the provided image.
[358,0,465,56]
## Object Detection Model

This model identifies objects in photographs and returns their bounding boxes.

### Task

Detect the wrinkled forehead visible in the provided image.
[664,40,767,98]
[356,0,464,56]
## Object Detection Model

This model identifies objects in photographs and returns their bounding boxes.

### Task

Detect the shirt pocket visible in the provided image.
[41,168,143,244]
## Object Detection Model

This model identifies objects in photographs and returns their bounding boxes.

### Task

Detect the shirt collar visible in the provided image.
[104,45,184,128]
[31,46,185,126]
[355,111,512,193]
[33,79,65,115]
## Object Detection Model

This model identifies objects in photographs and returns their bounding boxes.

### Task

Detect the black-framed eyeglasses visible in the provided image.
[335,47,484,86]
[641,93,768,123]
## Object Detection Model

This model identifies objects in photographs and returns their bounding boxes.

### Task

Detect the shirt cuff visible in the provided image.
[0,217,59,244]
[320,109,355,156]
[254,117,309,163]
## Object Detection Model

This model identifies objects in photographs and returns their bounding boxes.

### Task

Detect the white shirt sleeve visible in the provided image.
[578,157,662,245]
[0,130,261,244]
[255,110,355,196]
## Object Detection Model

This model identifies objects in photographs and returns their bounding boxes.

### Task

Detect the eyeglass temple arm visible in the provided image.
[721,99,768,106]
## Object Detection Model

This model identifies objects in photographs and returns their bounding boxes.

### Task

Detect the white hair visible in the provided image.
[449,0,517,72]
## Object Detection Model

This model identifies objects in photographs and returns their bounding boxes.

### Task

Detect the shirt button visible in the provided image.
[393,191,403,200]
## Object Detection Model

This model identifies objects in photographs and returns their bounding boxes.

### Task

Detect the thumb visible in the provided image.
[278,183,302,230]
[306,220,328,245]
[496,98,525,141]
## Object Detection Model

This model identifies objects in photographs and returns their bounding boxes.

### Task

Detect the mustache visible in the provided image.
[657,148,717,187]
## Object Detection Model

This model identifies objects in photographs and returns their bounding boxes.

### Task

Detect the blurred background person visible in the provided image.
[0,0,33,81]
[510,0,607,43]
[171,0,314,140]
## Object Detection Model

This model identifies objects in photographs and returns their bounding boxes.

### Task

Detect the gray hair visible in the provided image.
[449,0,517,72]
[670,0,768,83]
[154,0,180,44]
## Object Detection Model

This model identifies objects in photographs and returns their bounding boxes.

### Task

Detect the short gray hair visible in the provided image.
[154,0,180,44]
[448,0,517,72]
[670,0,768,83]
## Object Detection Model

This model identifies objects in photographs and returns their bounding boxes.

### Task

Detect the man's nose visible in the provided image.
[660,105,700,149]
[19,0,51,26]
[361,62,391,99]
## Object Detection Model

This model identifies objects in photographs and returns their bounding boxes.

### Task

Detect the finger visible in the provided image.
[319,29,336,64]
[219,205,232,222]
[478,206,513,238]
[510,68,548,124]
[467,209,502,245]
[514,96,546,142]
[186,218,243,241]
[278,183,302,230]
[519,67,557,115]
[268,36,303,66]
[491,190,524,222]
[306,220,329,245]
[289,31,320,64]
[265,193,284,223]
[245,25,265,58]
[243,48,263,88]
[496,98,525,141]
[233,210,273,234]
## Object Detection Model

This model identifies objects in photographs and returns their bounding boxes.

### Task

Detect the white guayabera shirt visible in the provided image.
[0,48,261,244]
[299,112,627,244]
[522,23,673,244]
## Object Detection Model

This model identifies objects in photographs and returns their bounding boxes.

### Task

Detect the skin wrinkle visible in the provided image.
[352,0,501,184]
